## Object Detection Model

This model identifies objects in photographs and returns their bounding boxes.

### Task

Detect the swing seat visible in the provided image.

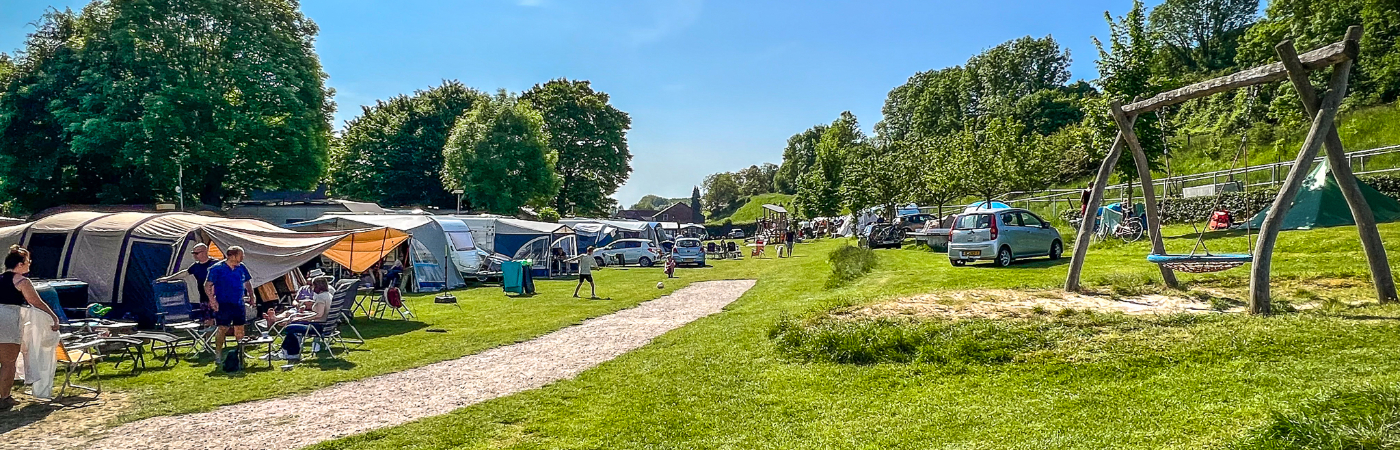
[1147,253,1252,273]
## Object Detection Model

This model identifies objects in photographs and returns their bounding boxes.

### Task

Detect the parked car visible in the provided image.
[895,213,936,234]
[729,229,745,239]
[947,208,1062,267]
[673,237,705,266]
[595,238,663,267]
[859,223,905,249]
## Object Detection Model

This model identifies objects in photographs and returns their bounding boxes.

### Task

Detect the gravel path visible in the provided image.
[66,279,754,450]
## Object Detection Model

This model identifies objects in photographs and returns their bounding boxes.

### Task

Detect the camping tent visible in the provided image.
[0,212,403,327]
[561,219,661,248]
[285,214,474,292]
[562,221,618,250]
[1249,161,1400,230]
[493,219,576,277]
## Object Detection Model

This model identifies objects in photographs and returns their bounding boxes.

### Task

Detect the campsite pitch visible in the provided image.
[52,280,755,450]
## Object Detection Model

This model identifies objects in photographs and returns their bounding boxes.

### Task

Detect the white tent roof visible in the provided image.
[495,218,573,235]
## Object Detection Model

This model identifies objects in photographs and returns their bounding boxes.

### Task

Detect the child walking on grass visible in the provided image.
[664,252,677,278]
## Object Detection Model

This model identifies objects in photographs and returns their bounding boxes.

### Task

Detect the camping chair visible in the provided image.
[726,241,742,260]
[55,340,103,402]
[284,280,357,359]
[371,287,415,320]
[149,280,202,360]
[331,280,365,347]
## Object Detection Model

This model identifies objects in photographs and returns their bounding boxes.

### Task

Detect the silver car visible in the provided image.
[947,208,1063,267]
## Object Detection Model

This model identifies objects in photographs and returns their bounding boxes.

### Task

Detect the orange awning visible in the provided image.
[321,227,410,272]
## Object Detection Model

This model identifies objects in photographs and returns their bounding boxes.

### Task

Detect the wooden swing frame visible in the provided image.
[1063,26,1398,314]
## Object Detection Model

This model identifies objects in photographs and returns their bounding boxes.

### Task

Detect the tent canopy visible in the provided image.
[1249,161,1400,230]
[285,214,466,291]
[320,227,410,272]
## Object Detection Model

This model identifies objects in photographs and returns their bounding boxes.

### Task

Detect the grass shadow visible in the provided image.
[346,319,429,340]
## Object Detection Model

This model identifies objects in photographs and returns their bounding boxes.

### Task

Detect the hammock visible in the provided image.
[1147,253,1251,273]
[1147,88,1257,274]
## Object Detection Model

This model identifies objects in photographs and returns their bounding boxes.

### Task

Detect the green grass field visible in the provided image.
[303,222,1400,449]
[78,260,765,423]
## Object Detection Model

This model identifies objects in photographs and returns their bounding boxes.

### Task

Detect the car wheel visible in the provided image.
[594,256,605,267]
[1049,240,1063,260]
[639,257,653,267]
[950,259,965,267]
[996,246,1014,267]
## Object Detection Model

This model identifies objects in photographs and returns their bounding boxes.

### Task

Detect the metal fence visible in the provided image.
[985,144,1400,216]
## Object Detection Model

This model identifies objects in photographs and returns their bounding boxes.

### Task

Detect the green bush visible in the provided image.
[1229,386,1400,450]
[1360,173,1400,200]
[825,245,877,288]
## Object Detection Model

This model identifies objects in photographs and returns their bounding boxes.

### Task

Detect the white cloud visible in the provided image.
[628,0,702,46]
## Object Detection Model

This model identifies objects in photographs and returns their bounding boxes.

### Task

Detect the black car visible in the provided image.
[859,223,905,249]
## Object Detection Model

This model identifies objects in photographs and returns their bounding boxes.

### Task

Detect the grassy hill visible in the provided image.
[706,193,794,225]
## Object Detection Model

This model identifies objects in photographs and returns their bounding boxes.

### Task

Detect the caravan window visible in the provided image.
[447,232,476,251]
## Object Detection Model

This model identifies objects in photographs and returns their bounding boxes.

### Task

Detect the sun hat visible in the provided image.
[306,269,332,280]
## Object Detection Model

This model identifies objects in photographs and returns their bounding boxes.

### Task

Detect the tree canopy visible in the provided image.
[0,0,333,213]
[329,80,484,208]
[521,78,632,217]
[441,91,560,215]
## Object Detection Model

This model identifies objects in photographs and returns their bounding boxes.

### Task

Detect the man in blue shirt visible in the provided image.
[205,246,253,357]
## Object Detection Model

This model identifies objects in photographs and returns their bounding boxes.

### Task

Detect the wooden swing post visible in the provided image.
[1275,27,1397,304]
[1065,28,1376,314]
[1109,101,1179,289]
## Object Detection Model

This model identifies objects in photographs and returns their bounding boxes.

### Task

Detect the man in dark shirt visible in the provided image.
[159,243,218,323]
[783,229,796,257]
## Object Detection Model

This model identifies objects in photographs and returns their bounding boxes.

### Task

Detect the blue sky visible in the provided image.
[1,0,1154,206]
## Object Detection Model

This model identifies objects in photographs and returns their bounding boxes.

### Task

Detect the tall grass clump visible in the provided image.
[826,245,878,288]
[769,315,1052,365]
[1230,386,1400,450]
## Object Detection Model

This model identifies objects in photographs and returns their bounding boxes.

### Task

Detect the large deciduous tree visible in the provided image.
[959,118,1052,208]
[1237,0,1400,105]
[329,80,484,208]
[441,91,560,215]
[795,112,862,219]
[1148,0,1259,74]
[1094,0,1167,182]
[773,124,826,194]
[0,0,334,213]
[521,78,632,217]
[702,172,742,216]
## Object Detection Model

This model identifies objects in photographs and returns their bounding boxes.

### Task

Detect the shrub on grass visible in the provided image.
[825,245,878,288]
[1230,386,1400,450]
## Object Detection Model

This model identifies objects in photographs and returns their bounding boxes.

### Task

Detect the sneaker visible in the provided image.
[0,396,16,411]
[284,352,302,362]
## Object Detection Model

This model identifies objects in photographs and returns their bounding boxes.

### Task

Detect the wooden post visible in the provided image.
[1251,54,1354,314]
[1276,27,1396,303]
[1110,101,1179,289]
[1065,132,1130,291]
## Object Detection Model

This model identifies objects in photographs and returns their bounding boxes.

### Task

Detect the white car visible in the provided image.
[595,238,663,267]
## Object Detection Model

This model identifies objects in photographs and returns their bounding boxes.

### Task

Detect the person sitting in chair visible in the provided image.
[265,277,332,361]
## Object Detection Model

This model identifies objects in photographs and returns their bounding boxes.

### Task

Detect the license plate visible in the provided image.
[963,250,981,257]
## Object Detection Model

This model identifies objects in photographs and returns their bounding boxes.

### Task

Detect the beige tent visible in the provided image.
[0,212,403,327]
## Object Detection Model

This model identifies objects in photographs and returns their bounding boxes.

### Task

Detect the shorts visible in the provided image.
[0,304,21,345]
[214,303,247,327]
[578,274,594,283]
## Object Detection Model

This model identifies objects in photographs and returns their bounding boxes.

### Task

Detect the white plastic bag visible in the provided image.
[20,307,58,399]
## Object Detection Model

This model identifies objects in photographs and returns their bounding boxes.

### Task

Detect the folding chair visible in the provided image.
[371,287,415,320]
[285,282,356,359]
[55,340,102,402]
[150,280,202,360]
[331,280,365,348]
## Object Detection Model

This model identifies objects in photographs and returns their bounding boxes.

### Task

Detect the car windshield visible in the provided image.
[446,231,475,251]
[954,214,991,230]
[678,240,700,248]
